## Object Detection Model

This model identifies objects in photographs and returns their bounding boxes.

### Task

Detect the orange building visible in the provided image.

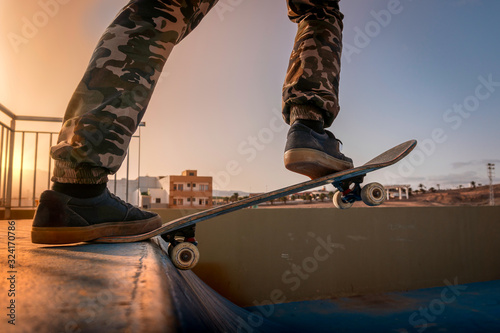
[159,170,213,208]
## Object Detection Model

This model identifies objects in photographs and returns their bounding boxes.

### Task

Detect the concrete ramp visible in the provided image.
[152,237,289,332]
[2,220,288,333]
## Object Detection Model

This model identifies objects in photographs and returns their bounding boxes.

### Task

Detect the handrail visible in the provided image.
[0,102,143,217]
[16,115,63,123]
[0,103,16,120]
[0,103,63,218]
[1,103,63,123]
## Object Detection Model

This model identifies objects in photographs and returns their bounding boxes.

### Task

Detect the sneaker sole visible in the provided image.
[31,215,162,244]
[284,148,353,179]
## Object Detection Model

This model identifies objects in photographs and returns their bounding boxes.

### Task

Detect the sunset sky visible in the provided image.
[1,0,499,194]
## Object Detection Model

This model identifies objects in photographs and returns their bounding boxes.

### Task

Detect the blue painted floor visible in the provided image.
[249,280,500,333]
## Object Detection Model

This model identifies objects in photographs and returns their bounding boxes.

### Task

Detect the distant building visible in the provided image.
[159,170,213,208]
[108,176,167,208]
[108,170,212,209]
[385,185,411,200]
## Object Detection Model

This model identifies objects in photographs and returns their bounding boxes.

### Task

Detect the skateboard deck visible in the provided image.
[95,139,416,247]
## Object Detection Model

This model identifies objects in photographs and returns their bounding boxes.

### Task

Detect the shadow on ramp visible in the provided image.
[152,238,291,333]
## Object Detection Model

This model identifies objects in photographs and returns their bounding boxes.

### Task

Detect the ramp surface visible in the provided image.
[0,220,288,333]
[152,238,289,332]
[251,280,500,332]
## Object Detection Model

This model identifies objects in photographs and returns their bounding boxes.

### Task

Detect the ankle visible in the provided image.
[290,104,324,122]
[52,182,107,199]
[294,119,325,134]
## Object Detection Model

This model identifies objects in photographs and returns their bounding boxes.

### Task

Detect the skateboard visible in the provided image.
[95,139,417,269]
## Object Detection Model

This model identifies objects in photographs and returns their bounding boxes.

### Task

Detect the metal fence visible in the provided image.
[0,103,142,218]
[0,103,62,218]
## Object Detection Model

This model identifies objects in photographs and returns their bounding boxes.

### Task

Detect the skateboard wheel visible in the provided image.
[361,182,386,206]
[169,242,200,270]
[332,191,353,209]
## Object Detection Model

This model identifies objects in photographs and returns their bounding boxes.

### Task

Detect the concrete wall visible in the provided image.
[154,206,500,307]
[0,208,36,220]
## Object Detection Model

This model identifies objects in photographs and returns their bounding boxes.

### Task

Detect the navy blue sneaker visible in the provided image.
[31,189,162,244]
[284,121,353,179]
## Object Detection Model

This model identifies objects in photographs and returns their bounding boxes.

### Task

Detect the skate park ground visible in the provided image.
[1,205,499,332]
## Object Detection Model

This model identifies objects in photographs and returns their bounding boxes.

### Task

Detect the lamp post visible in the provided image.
[488,163,495,206]
[137,122,145,207]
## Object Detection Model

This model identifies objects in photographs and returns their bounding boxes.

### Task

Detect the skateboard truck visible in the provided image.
[332,175,386,209]
[161,226,200,270]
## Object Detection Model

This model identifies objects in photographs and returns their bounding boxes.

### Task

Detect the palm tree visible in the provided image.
[418,183,426,193]
[470,181,476,188]
[319,193,326,202]
[280,196,288,205]
[230,192,239,202]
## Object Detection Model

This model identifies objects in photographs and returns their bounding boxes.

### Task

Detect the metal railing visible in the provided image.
[0,103,142,218]
[0,103,61,218]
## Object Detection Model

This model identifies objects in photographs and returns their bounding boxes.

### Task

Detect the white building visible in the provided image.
[108,176,168,208]
[107,171,213,209]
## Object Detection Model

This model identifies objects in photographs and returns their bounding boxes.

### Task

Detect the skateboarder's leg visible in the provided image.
[52,0,218,184]
[283,0,343,127]
[283,0,353,178]
[32,0,218,244]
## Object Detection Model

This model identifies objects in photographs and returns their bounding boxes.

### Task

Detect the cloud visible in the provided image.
[426,170,486,188]
[451,159,500,169]
[428,170,477,181]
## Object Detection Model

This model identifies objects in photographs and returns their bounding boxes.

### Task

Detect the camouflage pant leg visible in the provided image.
[51,0,342,184]
[282,0,344,127]
[51,0,218,184]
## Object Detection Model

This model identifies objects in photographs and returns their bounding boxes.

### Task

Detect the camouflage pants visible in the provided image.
[51,0,343,184]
